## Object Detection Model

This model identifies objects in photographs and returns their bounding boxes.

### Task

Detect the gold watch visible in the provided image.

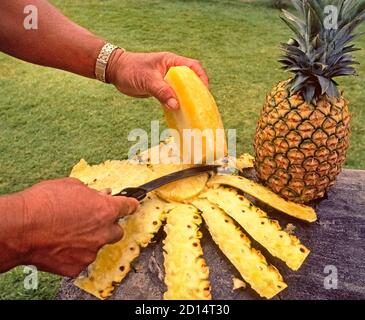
[95,43,124,83]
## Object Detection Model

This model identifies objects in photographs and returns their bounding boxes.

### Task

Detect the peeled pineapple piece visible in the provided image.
[151,163,208,202]
[201,188,309,270]
[164,66,227,163]
[75,194,167,299]
[163,204,211,300]
[208,174,317,222]
[193,199,287,299]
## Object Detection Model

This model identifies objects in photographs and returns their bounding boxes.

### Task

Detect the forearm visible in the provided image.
[0,0,105,78]
[0,193,28,272]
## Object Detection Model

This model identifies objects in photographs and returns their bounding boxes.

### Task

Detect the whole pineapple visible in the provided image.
[255,0,365,203]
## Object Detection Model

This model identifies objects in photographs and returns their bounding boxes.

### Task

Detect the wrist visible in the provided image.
[0,192,30,271]
[105,48,127,84]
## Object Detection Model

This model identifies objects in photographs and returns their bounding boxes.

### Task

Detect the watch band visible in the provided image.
[95,43,123,83]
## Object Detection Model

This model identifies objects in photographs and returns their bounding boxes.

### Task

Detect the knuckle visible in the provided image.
[100,198,117,218]
[66,177,84,185]
[69,177,82,183]
[66,267,83,278]
[191,59,202,68]
[161,51,174,58]
[155,85,171,98]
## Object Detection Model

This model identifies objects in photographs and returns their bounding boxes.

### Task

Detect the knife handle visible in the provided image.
[115,187,147,201]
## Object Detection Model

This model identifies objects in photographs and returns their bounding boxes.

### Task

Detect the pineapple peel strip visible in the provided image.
[163,204,211,300]
[70,159,154,195]
[207,174,317,222]
[193,199,287,299]
[200,188,310,271]
[74,194,167,300]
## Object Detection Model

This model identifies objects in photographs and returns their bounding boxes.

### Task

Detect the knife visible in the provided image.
[115,164,220,201]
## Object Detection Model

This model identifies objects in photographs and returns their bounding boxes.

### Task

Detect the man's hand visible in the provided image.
[107,51,209,110]
[17,178,139,277]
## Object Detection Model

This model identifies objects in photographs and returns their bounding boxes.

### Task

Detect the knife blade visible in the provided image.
[115,164,220,201]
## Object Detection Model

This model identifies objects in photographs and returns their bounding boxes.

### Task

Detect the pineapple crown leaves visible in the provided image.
[279,0,365,102]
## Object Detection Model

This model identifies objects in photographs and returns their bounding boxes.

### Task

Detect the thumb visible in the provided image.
[109,196,140,219]
[149,78,179,110]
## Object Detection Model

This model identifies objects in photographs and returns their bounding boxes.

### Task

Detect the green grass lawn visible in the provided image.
[0,0,364,299]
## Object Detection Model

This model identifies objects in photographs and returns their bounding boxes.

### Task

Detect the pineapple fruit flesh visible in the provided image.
[208,174,317,222]
[163,204,211,300]
[254,0,364,203]
[151,163,209,202]
[200,187,309,270]
[193,199,287,299]
[164,66,227,163]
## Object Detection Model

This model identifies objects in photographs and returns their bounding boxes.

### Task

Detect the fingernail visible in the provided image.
[166,98,179,110]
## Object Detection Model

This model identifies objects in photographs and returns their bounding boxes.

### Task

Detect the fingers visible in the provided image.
[149,78,180,110]
[107,225,124,244]
[170,55,209,87]
[109,196,140,219]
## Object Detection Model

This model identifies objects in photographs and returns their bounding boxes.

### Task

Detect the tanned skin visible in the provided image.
[0,0,208,277]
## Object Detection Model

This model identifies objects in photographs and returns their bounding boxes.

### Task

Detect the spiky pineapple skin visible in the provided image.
[254,80,351,203]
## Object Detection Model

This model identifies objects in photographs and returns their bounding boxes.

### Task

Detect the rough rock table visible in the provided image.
[56,169,365,300]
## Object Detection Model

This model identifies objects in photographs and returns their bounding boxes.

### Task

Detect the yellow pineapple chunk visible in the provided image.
[193,199,287,299]
[163,204,211,300]
[75,194,167,299]
[208,174,317,222]
[200,188,309,270]
[164,66,226,163]
[151,163,208,202]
